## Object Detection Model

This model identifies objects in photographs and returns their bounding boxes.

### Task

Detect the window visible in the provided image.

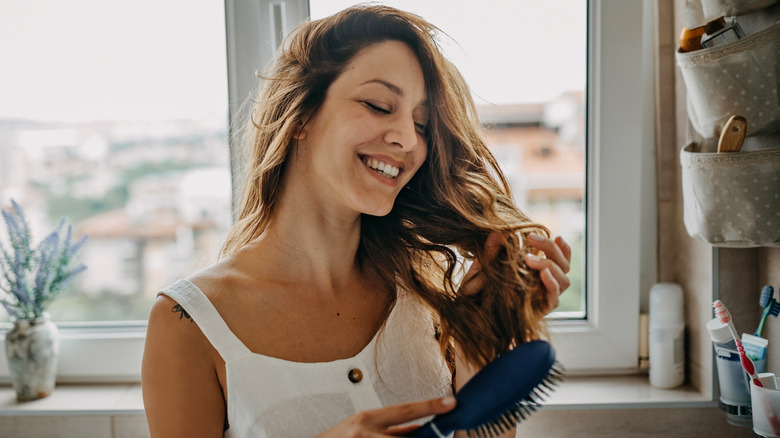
[0,0,654,380]
[305,0,655,372]
[310,1,588,318]
[0,0,230,380]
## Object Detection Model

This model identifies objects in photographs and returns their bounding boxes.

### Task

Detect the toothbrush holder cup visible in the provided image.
[751,373,780,437]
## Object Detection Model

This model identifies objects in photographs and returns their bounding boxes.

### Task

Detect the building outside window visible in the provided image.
[0,0,231,323]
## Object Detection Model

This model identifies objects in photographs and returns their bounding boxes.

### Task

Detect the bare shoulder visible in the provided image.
[183,250,275,313]
[147,293,197,329]
[144,292,214,369]
[143,258,232,392]
[145,256,238,347]
[142,281,226,437]
[185,255,245,301]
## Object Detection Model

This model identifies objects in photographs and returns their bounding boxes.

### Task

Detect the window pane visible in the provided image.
[0,0,230,322]
[311,1,587,316]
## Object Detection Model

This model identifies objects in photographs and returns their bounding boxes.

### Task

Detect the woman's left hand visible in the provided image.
[459,232,571,314]
[524,234,571,313]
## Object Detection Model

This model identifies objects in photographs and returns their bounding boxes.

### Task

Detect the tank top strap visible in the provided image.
[159,279,251,362]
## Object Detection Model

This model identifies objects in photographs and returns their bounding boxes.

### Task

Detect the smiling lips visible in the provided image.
[361,156,400,179]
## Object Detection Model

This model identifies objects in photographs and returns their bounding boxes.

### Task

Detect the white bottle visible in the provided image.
[649,283,685,388]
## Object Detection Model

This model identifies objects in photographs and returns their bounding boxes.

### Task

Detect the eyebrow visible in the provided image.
[361,79,403,96]
[361,78,429,109]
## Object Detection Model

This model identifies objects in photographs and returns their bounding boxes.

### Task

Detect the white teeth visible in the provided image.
[362,157,400,179]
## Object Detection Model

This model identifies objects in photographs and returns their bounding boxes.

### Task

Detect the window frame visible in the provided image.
[549,0,656,372]
[0,0,654,382]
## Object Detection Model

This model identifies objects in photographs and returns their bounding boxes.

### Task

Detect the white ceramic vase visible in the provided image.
[5,313,59,401]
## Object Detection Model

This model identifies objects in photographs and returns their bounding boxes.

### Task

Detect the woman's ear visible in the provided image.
[293,125,307,140]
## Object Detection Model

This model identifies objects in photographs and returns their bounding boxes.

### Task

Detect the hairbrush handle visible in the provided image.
[407,423,445,438]
[717,115,747,153]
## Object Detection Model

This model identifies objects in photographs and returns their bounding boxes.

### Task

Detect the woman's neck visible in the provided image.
[243,187,366,297]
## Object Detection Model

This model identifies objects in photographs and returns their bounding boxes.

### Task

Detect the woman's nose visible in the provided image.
[383,114,419,151]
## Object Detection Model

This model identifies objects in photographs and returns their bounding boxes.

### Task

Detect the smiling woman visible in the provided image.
[292,41,429,216]
[142,4,571,438]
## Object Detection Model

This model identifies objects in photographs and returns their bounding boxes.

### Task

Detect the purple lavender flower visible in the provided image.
[0,200,87,320]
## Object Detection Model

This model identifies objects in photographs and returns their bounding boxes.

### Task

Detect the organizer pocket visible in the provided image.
[677,22,780,138]
[680,143,780,247]
[701,0,779,19]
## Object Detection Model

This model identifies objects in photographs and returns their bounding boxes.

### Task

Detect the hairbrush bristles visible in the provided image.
[465,361,565,438]
[407,341,562,438]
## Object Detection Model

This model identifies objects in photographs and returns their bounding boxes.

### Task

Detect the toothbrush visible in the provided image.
[718,298,780,436]
[712,300,764,388]
[755,285,779,337]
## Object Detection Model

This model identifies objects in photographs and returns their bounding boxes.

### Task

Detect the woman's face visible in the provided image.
[292,40,429,217]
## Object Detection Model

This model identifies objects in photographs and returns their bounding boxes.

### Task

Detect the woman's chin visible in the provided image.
[362,209,392,218]
[360,202,394,218]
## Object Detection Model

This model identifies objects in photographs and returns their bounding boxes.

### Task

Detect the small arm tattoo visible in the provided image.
[172,304,193,322]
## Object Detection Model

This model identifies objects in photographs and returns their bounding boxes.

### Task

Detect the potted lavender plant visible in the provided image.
[0,200,87,401]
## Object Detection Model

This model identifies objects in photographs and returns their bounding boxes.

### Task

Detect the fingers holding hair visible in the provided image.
[526,233,571,275]
[525,234,572,312]
[460,232,572,307]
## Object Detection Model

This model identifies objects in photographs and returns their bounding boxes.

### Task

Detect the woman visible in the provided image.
[142,5,571,437]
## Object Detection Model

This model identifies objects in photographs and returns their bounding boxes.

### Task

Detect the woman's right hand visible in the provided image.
[315,396,456,437]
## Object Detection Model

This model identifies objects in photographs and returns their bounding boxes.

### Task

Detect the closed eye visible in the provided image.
[363,101,390,114]
[363,101,427,136]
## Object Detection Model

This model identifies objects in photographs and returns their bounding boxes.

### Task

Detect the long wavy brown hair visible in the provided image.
[222,4,551,368]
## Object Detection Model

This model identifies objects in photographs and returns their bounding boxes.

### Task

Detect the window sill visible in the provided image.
[0,375,715,417]
[0,383,144,417]
[544,374,715,410]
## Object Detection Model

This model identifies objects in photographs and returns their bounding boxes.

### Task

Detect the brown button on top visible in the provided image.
[348,368,363,383]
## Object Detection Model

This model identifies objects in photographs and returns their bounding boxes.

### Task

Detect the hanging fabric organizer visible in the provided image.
[677,4,780,248]
[676,21,780,138]
[681,143,780,247]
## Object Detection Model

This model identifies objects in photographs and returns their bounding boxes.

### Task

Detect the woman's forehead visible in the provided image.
[334,41,427,101]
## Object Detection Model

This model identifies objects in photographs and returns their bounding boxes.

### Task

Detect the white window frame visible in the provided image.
[550,0,656,373]
[0,0,653,382]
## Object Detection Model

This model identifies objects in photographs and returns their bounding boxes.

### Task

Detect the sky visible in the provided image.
[0,0,228,124]
[311,0,587,107]
[0,0,585,124]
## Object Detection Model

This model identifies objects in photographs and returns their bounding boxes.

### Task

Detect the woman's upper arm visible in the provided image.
[142,295,226,438]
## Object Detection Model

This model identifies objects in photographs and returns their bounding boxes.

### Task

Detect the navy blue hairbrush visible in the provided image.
[408,340,563,438]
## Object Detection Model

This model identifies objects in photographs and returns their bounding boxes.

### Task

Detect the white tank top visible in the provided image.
[159,279,453,438]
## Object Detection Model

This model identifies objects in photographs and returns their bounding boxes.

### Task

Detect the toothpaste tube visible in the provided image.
[742,333,769,361]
